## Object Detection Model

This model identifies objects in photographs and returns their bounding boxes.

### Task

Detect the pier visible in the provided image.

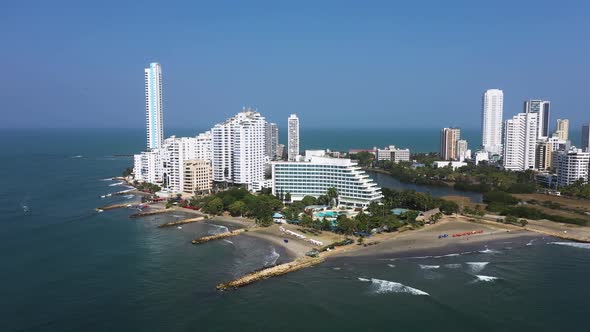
[158,217,205,228]
[191,229,248,244]
[96,203,130,211]
[216,257,325,290]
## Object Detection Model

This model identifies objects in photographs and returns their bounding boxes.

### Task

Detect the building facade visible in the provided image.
[211,109,266,188]
[440,128,461,161]
[503,112,539,171]
[265,122,279,161]
[456,140,469,161]
[481,89,504,156]
[555,119,569,141]
[145,62,164,150]
[271,156,382,207]
[556,148,590,187]
[182,160,212,195]
[582,124,590,152]
[524,100,550,139]
[287,114,300,161]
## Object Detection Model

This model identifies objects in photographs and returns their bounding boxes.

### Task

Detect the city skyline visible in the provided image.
[2,1,589,129]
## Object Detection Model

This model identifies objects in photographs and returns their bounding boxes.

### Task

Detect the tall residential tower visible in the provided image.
[440,128,461,160]
[287,114,300,161]
[503,112,539,171]
[481,89,504,155]
[524,100,550,139]
[145,62,164,150]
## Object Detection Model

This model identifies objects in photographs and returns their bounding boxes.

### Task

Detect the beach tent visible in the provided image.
[272,213,284,219]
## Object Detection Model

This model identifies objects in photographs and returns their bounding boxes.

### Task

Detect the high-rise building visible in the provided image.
[456,140,469,161]
[481,89,504,155]
[524,100,550,139]
[555,119,569,141]
[535,141,553,171]
[265,122,279,160]
[161,134,213,193]
[440,128,461,160]
[582,124,590,152]
[211,109,266,188]
[556,148,590,187]
[183,160,212,195]
[272,156,382,207]
[503,112,539,171]
[287,114,300,161]
[145,62,164,150]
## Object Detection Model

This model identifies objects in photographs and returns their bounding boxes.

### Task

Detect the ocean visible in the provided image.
[1,128,589,332]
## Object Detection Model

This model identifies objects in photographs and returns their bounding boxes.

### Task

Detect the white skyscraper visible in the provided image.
[481,89,504,156]
[161,133,212,193]
[145,62,164,150]
[556,148,590,187]
[265,122,279,160]
[211,109,266,188]
[524,99,550,139]
[503,112,539,171]
[287,114,300,161]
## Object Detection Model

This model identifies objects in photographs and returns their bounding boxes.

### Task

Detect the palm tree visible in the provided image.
[327,187,338,207]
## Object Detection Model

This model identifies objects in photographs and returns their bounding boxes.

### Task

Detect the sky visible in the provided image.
[1,0,589,130]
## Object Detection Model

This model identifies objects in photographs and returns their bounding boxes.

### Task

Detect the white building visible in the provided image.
[555,119,569,141]
[161,134,212,193]
[133,150,162,184]
[503,112,539,171]
[524,99,550,139]
[456,140,469,162]
[272,156,382,207]
[474,150,489,165]
[432,161,468,170]
[481,89,504,156]
[556,148,590,187]
[376,145,410,163]
[211,109,266,189]
[287,114,300,161]
[265,122,279,161]
[145,62,164,150]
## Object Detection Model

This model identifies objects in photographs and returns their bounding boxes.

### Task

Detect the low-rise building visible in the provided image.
[432,161,468,170]
[272,156,382,207]
[182,159,212,195]
[375,145,411,162]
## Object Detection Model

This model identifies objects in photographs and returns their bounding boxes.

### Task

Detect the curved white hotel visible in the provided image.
[271,156,382,207]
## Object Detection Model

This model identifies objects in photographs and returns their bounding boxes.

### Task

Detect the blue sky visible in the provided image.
[1,0,589,130]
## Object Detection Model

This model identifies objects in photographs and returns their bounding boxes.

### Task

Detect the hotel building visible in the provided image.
[271,154,382,207]
[556,148,590,187]
[503,112,539,171]
[183,160,212,195]
[481,89,504,155]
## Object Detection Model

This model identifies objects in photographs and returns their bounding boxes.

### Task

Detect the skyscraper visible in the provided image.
[555,119,569,141]
[524,100,550,139]
[582,124,590,152]
[265,122,279,160]
[211,108,266,188]
[288,114,300,161]
[440,128,461,160]
[481,89,504,155]
[503,112,539,171]
[145,62,164,150]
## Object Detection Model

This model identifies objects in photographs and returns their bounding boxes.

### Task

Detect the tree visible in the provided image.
[204,197,224,215]
[321,217,331,231]
[228,200,247,217]
[301,195,317,207]
[327,187,339,207]
[504,215,518,224]
[301,214,314,228]
[337,215,359,235]
[285,192,292,203]
[122,167,133,177]
[440,200,459,215]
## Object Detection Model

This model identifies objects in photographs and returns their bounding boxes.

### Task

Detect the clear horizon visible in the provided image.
[2,1,589,129]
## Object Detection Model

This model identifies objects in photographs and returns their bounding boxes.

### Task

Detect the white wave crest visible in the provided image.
[444,263,462,269]
[466,262,489,273]
[387,264,396,268]
[123,194,134,199]
[551,242,590,250]
[358,277,371,282]
[264,247,280,266]
[479,248,500,254]
[419,264,440,270]
[223,239,234,244]
[108,182,124,187]
[368,278,429,296]
[475,275,498,282]
[208,224,229,235]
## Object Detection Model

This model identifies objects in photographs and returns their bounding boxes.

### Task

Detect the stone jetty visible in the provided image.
[129,209,170,218]
[216,257,325,290]
[191,229,247,244]
[96,203,130,211]
[158,217,205,228]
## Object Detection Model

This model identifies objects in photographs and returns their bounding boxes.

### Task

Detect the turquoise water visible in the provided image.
[1,128,589,332]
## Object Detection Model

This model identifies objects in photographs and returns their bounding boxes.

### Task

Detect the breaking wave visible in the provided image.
[479,248,501,254]
[419,264,440,270]
[475,275,498,282]
[364,278,429,296]
[466,262,489,273]
[444,264,462,269]
[109,182,124,187]
[263,247,280,266]
[551,242,590,250]
[387,264,396,268]
[208,224,229,235]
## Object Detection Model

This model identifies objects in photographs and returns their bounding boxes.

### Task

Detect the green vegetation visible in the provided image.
[122,167,133,177]
[193,187,283,227]
[133,181,161,193]
[561,179,590,199]
[350,151,374,167]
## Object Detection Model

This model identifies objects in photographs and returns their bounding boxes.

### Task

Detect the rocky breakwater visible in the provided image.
[216,257,325,291]
[191,229,248,244]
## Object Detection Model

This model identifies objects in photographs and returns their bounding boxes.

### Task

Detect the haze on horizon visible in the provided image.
[1,0,589,129]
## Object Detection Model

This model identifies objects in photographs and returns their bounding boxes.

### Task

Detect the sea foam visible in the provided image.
[366,278,429,296]
[443,263,462,269]
[264,247,280,266]
[475,275,498,282]
[419,264,440,270]
[551,242,590,250]
[466,262,489,273]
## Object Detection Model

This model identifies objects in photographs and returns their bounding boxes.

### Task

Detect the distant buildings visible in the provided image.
[481,89,504,156]
[555,119,569,141]
[440,128,461,161]
[145,62,164,150]
[523,99,550,139]
[211,109,266,188]
[265,122,279,160]
[535,141,552,171]
[456,140,469,161]
[287,114,300,161]
[375,146,411,163]
[272,154,382,207]
[182,160,212,195]
[432,161,468,170]
[582,124,590,152]
[503,112,538,171]
[556,148,590,187]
